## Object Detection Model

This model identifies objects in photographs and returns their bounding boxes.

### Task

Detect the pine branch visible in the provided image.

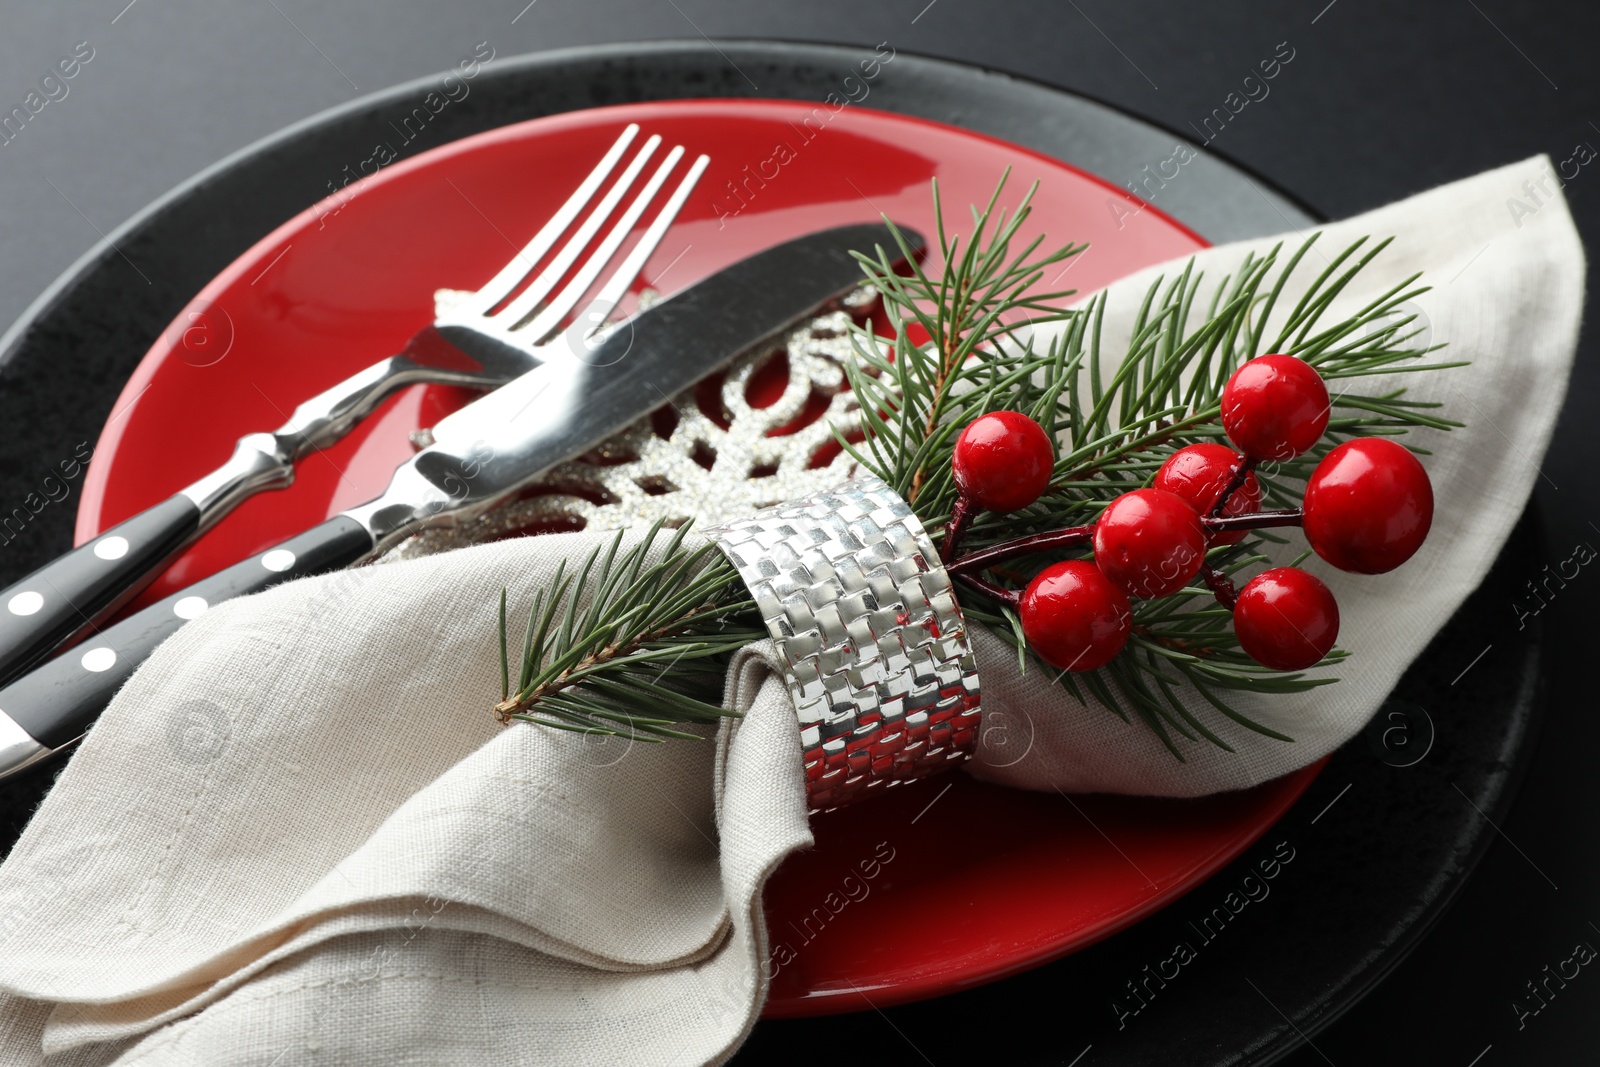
[495,522,765,739]
[846,187,1462,757]
[840,171,1086,506]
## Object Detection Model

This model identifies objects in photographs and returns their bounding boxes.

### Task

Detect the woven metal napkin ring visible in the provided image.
[703,474,981,812]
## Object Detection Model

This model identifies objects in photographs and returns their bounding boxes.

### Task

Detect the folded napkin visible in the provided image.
[0,156,1581,1066]
[974,154,1584,795]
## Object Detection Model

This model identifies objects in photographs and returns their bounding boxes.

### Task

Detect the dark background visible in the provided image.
[0,1,1595,1063]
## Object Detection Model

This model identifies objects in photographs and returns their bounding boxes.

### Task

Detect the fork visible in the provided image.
[0,123,707,687]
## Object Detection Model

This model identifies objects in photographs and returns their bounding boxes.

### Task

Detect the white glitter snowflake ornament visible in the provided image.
[380,287,878,561]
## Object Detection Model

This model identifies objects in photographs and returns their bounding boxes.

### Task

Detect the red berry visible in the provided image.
[1221,355,1330,460]
[1153,443,1261,546]
[1302,438,1434,574]
[1020,560,1131,672]
[1233,567,1340,671]
[952,411,1054,512]
[1092,488,1207,599]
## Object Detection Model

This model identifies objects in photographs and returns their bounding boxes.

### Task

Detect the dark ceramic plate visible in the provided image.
[0,41,1543,1066]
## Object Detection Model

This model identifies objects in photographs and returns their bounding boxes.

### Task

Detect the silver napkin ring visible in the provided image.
[704,474,981,812]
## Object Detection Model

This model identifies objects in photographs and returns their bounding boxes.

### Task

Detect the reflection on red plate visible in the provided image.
[75,99,1322,1015]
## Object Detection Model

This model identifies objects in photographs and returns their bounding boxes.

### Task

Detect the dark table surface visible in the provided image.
[1,2,1595,1063]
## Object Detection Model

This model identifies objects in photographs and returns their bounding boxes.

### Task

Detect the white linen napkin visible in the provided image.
[0,155,1582,1065]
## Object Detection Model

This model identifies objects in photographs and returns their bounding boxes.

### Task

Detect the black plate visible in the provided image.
[0,41,1543,1066]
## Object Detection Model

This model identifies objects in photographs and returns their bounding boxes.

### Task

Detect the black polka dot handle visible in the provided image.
[0,494,202,688]
[0,515,374,760]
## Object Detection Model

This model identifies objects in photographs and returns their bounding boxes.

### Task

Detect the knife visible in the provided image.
[0,222,924,778]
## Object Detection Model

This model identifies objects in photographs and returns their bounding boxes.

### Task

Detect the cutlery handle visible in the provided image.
[0,495,202,686]
[0,352,467,688]
[0,514,374,753]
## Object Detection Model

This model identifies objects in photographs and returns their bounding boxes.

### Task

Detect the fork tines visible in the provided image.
[447,124,710,354]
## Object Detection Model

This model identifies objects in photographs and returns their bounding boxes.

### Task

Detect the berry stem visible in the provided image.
[946,523,1096,575]
[946,508,1304,577]
[1203,508,1303,534]
[941,495,975,563]
[955,571,1020,608]
[1200,565,1238,609]
[1209,457,1258,518]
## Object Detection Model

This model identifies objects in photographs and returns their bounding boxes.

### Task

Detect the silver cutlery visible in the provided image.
[0,220,926,777]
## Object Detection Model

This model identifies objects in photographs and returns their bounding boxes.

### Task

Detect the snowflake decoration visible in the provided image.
[380,287,878,562]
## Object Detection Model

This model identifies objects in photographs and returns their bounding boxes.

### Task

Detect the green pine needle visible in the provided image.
[494,171,1462,760]
[844,172,1461,753]
[494,521,765,740]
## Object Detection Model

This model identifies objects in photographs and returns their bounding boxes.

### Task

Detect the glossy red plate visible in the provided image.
[76,99,1322,1016]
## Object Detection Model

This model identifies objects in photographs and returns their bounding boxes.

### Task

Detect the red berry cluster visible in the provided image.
[944,355,1435,675]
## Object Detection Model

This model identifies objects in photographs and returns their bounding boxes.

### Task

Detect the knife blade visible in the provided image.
[0,222,924,777]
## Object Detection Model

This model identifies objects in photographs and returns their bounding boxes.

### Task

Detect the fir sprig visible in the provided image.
[494,521,763,738]
[843,176,1462,756]
[841,175,1085,507]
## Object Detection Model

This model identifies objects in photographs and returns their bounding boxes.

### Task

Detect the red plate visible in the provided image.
[75,99,1321,1015]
